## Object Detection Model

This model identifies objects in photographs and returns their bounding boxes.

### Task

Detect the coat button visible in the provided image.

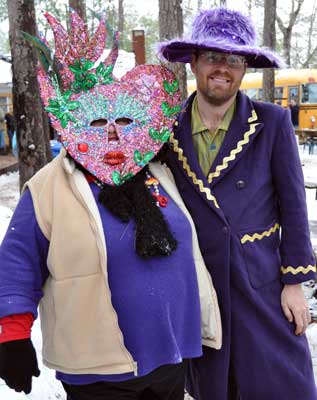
[236,180,246,189]
[222,226,229,234]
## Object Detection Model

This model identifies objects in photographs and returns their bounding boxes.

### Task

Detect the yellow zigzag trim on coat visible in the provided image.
[207,109,259,184]
[248,109,258,123]
[240,223,280,244]
[280,265,317,275]
[169,133,220,209]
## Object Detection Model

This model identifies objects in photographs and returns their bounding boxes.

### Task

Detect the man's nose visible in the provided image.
[107,123,119,142]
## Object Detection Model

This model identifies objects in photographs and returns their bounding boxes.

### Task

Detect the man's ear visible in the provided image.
[240,63,247,80]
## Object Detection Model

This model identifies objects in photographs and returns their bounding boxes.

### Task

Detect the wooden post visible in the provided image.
[132,29,145,65]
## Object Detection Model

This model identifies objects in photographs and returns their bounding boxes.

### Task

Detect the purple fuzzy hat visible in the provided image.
[158,7,285,68]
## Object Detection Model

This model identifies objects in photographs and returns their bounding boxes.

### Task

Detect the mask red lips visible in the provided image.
[103,151,126,165]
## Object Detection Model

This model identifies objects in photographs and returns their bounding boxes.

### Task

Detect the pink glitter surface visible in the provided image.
[55,65,180,185]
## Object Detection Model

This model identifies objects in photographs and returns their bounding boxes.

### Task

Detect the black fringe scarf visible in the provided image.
[98,167,177,258]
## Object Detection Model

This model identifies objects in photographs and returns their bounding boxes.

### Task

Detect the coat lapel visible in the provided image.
[169,93,225,220]
[207,92,263,187]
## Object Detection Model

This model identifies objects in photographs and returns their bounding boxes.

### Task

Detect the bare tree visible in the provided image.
[159,0,187,100]
[247,0,252,15]
[301,2,317,67]
[69,0,87,22]
[262,0,276,103]
[7,0,52,189]
[276,0,304,66]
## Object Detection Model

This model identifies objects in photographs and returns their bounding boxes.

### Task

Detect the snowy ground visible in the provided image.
[0,148,316,399]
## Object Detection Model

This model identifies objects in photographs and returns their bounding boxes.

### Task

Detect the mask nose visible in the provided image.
[107,123,119,142]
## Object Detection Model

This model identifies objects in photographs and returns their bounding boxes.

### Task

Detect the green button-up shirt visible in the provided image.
[191,96,236,176]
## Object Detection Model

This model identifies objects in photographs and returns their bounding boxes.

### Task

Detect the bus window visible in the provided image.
[274,87,283,100]
[288,86,299,103]
[245,88,257,99]
[301,83,317,104]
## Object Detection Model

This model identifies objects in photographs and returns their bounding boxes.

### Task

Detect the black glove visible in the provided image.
[0,338,40,394]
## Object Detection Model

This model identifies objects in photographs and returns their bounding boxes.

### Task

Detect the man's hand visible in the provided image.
[281,283,311,335]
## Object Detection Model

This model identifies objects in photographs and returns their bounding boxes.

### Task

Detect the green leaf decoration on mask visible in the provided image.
[121,172,134,183]
[22,31,63,87]
[22,31,53,73]
[149,127,171,143]
[134,150,154,166]
[112,170,121,186]
[45,90,80,128]
[96,62,115,84]
[70,59,98,93]
[161,102,181,118]
[112,170,134,186]
[163,79,179,95]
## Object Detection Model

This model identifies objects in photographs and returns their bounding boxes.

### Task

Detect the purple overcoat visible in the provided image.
[167,91,317,400]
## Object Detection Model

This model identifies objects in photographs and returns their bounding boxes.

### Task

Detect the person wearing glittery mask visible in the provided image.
[0,10,222,400]
[158,7,317,400]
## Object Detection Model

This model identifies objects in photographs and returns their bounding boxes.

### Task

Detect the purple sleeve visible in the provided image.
[0,189,49,318]
[271,110,316,284]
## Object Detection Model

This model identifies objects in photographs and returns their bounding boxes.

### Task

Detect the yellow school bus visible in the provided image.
[188,69,317,129]
[240,69,317,129]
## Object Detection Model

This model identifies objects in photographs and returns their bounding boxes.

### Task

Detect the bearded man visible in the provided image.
[159,7,317,400]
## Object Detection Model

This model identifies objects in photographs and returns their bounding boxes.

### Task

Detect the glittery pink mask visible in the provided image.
[31,10,181,185]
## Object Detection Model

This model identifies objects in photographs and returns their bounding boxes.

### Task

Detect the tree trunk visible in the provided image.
[262,0,276,103]
[7,0,52,190]
[69,0,87,22]
[283,28,292,66]
[118,0,124,48]
[159,0,187,101]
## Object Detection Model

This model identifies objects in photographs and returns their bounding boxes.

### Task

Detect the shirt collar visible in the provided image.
[191,95,236,136]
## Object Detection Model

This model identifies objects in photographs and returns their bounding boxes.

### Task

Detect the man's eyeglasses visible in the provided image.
[198,51,246,68]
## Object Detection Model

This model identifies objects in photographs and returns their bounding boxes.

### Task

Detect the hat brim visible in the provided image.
[158,40,286,69]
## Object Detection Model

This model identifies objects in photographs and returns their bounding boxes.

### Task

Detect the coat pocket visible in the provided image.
[240,222,281,289]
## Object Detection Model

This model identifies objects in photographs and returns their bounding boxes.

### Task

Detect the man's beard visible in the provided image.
[200,88,238,106]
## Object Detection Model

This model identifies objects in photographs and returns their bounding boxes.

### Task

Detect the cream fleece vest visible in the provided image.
[25,149,221,375]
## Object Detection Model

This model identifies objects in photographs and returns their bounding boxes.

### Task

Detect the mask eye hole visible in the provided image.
[115,117,133,126]
[90,119,108,127]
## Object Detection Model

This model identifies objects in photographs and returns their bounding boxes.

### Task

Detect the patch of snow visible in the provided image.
[307,324,317,384]
[0,206,13,243]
